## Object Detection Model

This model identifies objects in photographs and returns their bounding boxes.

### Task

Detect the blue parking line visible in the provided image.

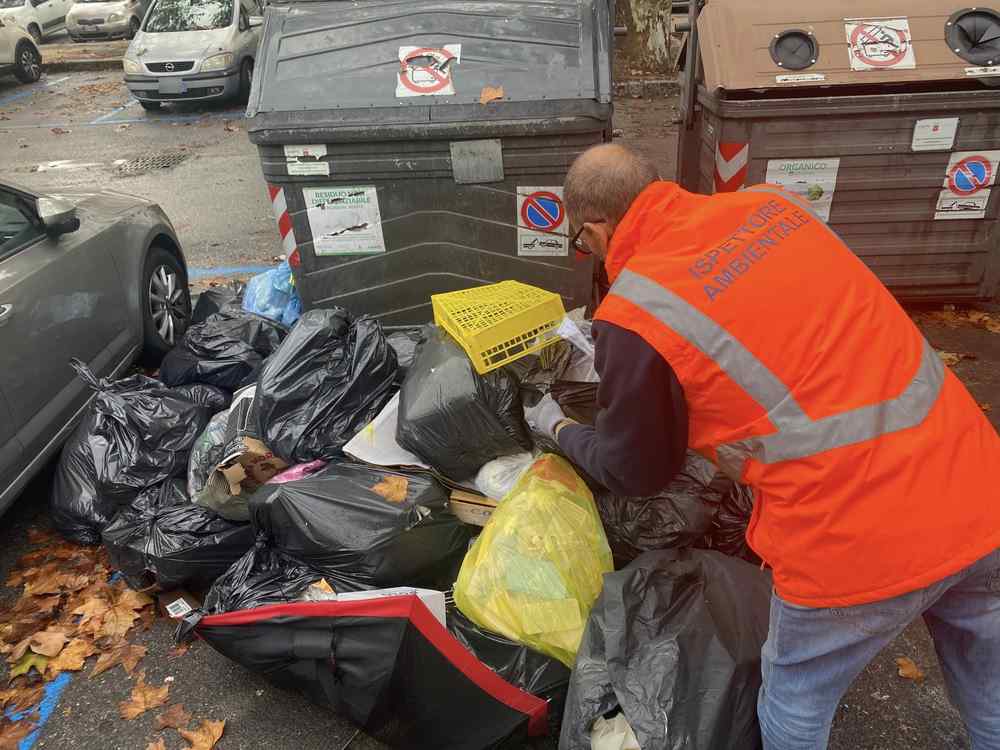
[0,75,70,109]
[3,672,72,750]
[90,97,138,124]
[189,264,271,280]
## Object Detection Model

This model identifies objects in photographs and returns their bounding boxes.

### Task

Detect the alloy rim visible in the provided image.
[148,265,186,345]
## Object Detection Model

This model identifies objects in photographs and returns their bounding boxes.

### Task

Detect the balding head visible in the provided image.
[564,144,660,231]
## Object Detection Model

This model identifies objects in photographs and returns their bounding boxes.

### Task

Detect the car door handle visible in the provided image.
[0,305,13,327]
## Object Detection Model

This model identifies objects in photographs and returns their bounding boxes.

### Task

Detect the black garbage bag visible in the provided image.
[192,589,555,748]
[596,451,730,568]
[159,309,287,391]
[102,479,254,590]
[186,410,229,501]
[169,383,232,412]
[386,327,425,378]
[191,281,245,325]
[708,483,761,564]
[559,549,771,750]
[249,459,471,590]
[51,361,211,545]
[396,327,532,480]
[255,309,398,464]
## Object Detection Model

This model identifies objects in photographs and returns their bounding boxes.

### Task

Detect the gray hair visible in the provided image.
[563,144,660,228]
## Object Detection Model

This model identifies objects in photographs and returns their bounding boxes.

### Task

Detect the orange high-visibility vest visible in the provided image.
[596,181,1000,607]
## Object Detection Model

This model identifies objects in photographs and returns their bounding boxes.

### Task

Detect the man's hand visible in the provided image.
[524,394,568,441]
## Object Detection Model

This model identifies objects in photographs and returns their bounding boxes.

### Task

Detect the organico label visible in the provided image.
[764,158,841,221]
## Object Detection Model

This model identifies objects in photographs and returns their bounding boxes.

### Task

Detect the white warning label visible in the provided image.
[303,186,386,256]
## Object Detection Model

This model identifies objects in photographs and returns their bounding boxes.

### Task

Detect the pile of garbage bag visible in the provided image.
[49,281,770,749]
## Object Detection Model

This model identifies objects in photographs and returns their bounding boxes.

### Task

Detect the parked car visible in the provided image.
[0,18,40,82]
[122,0,261,110]
[0,180,191,515]
[66,0,146,41]
[0,0,71,43]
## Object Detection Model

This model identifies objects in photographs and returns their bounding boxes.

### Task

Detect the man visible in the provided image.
[527,143,1000,749]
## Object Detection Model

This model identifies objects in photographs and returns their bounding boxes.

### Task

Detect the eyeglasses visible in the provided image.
[570,220,607,255]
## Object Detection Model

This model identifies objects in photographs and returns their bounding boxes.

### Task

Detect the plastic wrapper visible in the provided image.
[454,454,614,667]
[266,460,328,484]
[102,479,254,590]
[596,451,729,567]
[242,261,302,327]
[169,383,232,412]
[249,459,471,590]
[187,411,229,500]
[560,548,771,750]
[191,281,244,324]
[396,327,532,480]
[159,309,288,391]
[475,452,535,499]
[590,714,641,750]
[51,360,211,545]
[708,484,760,564]
[255,308,399,464]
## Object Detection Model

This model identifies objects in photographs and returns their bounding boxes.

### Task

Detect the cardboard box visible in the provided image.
[449,490,499,527]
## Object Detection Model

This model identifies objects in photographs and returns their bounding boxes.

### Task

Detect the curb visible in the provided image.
[612,78,679,98]
[44,57,122,73]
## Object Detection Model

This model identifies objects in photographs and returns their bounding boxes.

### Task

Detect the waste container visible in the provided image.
[250,0,614,325]
[676,0,1000,301]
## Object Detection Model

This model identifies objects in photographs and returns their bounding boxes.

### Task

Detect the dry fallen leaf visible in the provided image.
[372,475,408,503]
[0,717,35,749]
[156,703,192,731]
[91,643,148,677]
[29,629,69,658]
[980,402,993,413]
[179,719,225,750]
[8,651,48,680]
[146,739,167,750]
[168,643,191,659]
[120,671,170,720]
[24,570,90,597]
[0,683,43,713]
[479,85,504,105]
[936,351,975,367]
[895,656,925,683]
[46,638,96,677]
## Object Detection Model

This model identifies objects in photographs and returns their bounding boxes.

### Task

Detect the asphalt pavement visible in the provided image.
[1,74,997,749]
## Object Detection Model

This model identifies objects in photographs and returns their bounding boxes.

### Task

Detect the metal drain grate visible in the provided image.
[116,150,189,176]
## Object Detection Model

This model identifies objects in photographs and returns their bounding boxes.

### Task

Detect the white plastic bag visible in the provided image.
[474,452,534,499]
[591,713,641,750]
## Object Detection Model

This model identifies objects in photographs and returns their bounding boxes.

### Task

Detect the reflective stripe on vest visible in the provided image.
[608,267,946,477]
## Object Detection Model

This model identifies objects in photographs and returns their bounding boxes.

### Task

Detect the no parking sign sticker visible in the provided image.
[396,45,461,97]
[516,187,568,257]
[935,151,1000,220]
[845,18,916,71]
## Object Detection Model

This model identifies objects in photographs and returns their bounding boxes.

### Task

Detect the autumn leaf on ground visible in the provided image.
[168,643,190,659]
[29,629,69,658]
[179,719,225,750]
[8,652,48,680]
[23,570,90,597]
[0,683,43,713]
[895,656,925,683]
[479,85,504,105]
[146,739,167,750]
[46,638,96,677]
[937,351,975,367]
[120,671,170,720]
[981,402,993,413]
[156,703,192,731]
[0,717,35,749]
[91,643,147,678]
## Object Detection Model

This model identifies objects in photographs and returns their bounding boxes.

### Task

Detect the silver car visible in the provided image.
[66,0,147,41]
[0,180,191,515]
[122,0,262,110]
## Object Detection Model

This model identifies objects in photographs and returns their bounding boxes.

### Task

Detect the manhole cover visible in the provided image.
[116,150,188,176]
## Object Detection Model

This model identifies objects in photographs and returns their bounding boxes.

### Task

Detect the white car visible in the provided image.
[0,0,71,42]
[122,0,262,110]
[66,0,146,41]
[0,18,40,82]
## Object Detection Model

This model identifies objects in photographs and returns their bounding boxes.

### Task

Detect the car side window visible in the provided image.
[0,195,44,261]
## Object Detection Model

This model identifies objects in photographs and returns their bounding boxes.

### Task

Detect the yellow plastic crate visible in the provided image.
[432,281,566,374]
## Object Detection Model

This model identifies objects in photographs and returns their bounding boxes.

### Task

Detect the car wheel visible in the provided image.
[238,57,253,102]
[126,16,139,39]
[139,100,162,111]
[141,246,190,366]
[13,42,41,84]
[27,24,41,44]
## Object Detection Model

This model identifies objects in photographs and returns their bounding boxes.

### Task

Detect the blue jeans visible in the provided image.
[759,547,1000,750]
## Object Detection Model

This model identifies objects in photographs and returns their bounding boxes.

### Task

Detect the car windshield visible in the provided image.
[143,0,232,32]
[0,0,24,9]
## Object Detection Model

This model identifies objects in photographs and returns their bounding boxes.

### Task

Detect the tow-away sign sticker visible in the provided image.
[396,45,461,97]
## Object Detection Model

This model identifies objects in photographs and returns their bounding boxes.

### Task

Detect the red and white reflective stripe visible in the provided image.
[714,142,750,192]
[268,184,297,256]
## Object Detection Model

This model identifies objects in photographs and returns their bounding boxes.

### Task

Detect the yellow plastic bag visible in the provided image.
[454,454,614,667]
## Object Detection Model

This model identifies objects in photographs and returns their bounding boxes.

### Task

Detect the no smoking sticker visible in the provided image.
[935,151,1000,220]
[845,18,916,71]
[396,45,461,97]
[516,187,568,257]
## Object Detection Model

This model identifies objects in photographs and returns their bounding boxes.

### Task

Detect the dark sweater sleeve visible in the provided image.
[558,320,688,497]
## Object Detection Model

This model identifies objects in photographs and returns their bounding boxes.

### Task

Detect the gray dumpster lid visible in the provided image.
[697,0,1000,91]
[248,0,612,130]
